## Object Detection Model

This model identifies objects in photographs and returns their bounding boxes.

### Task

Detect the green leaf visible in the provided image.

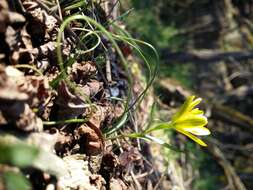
[144,135,183,152]
[2,171,31,190]
[0,142,39,168]
[103,113,128,135]
[63,0,87,11]
[127,133,144,138]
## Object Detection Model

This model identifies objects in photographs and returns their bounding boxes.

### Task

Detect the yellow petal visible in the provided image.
[176,128,208,146]
[183,126,211,136]
[190,108,203,115]
[172,96,195,121]
[174,115,208,127]
[189,97,202,110]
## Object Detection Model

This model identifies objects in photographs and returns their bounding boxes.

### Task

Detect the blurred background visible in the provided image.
[121,1,253,190]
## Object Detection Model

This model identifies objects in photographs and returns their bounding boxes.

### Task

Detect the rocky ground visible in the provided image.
[0,1,163,189]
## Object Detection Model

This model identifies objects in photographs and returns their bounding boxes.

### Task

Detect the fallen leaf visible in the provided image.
[56,81,88,119]
[76,123,104,156]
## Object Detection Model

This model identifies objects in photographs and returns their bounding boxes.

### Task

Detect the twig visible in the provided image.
[207,139,247,190]
[135,168,154,179]
[55,0,64,40]
[129,110,141,150]
[106,0,120,19]
[130,170,142,190]
[106,52,112,83]
[161,49,253,64]
[212,103,253,135]
[153,172,165,190]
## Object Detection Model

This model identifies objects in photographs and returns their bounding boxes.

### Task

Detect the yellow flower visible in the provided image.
[171,96,210,146]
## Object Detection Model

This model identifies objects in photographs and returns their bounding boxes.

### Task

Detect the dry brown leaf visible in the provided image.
[77,123,104,156]
[119,147,142,170]
[0,65,43,131]
[0,0,9,33]
[110,178,128,190]
[76,79,103,98]
[22,0,58,41]
[90,174,106,190]
[71,61,97,84]
[56,81,88,119]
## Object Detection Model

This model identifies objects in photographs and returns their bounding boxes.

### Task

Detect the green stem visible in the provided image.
[144,122,173,134]
[105,133,143,141]
[43,118,88,126]
[14,64,43,76]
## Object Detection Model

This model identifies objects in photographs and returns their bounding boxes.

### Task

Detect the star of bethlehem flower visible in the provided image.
[170,96,210,146]
[128,96,210,149]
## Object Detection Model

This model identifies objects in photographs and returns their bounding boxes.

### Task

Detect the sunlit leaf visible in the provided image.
[144,135,183,152]
[2,171,31,190]
[0,142,39,168]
